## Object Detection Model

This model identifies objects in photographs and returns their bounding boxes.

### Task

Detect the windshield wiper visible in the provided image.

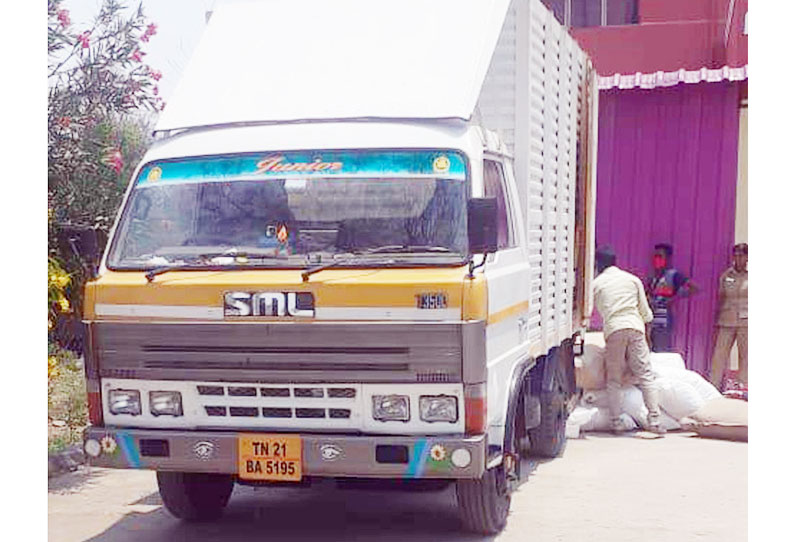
[145,253,289,283]
[301,245,453,282]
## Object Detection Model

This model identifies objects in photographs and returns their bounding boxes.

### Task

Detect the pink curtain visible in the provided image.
[594,81,740,375]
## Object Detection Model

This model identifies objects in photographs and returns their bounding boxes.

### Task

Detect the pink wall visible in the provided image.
[640,0,717,23]
[594,82,741,374]
[570,0,747,75]
[725,0,748,67]
[573,21,722,75]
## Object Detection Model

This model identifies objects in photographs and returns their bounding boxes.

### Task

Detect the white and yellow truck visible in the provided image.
[78,0,597,534]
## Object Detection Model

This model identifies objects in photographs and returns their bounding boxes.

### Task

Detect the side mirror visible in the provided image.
[56,225,105,278]
[467,198,499,254]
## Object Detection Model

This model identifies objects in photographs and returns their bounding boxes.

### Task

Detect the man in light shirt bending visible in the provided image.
[592,245,665,435]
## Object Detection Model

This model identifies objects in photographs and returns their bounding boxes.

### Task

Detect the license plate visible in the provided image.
[238,434,302,482]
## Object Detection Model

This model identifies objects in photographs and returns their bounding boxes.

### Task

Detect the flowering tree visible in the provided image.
[48,0,160,233]
[48,0,162,347]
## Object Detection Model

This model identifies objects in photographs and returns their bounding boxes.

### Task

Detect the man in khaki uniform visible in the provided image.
[593,245,664,435]
[710,243,748,390]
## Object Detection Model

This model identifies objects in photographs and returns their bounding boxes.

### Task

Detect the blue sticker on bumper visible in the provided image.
[117,431,142,468]
[405,439,431,478]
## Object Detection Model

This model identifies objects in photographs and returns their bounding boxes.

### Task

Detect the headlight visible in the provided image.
[108,389,141,416]
[372,395,410,422]
[149,391,183,417]
[420,395,458,423]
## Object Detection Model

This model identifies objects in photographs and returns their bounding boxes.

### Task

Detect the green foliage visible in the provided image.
[48,346,88,451]
[48,0,158,334]
[48,0,158,236]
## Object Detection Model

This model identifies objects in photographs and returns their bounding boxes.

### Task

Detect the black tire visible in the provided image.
[156,471,235,521]
[514,383,534,458]
[456,464,511,535]
[529,370,568,458]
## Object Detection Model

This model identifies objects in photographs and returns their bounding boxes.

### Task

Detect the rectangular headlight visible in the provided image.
[372,395,410,422]
[420,395,458,423]
[108,389,141,416]
[149,391,183,417]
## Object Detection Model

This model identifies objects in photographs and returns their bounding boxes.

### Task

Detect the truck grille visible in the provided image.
[91,321,470,384]
[193,383,361,430]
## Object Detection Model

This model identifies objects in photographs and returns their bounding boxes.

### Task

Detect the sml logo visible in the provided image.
[224,292,315,317]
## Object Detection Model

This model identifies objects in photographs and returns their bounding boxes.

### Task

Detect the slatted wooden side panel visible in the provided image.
[524,0,546,348]
[476,0,592,357]
[526,0,587,353]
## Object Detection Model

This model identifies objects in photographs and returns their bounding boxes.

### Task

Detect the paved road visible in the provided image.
[48,432,747,542]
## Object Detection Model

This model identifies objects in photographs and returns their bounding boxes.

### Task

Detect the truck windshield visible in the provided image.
[107,150,469,269]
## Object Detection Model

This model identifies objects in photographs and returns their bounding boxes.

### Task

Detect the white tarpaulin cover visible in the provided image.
[156,0,511,131]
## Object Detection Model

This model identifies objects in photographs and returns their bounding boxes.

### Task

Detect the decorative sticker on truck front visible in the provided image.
[136,150,466,186]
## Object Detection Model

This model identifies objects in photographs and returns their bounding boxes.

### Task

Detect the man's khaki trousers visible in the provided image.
[605,328,661,427]
[710,326,748,389]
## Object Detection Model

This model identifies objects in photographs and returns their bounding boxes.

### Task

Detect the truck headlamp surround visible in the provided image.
[108,389,142,416]
[419,395,458,423]
[149,391,183,417]
[372,394,410,422]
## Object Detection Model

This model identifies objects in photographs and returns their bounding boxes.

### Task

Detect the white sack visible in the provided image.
[576,344,607,391]
[678,370,722,401]
[657,377,706,420]
[621,386,650,427]
[649,352,687,372]
[565,423,581,439]
[583,386,683,429]
[653,364,685,380]
[582,390,609,408]
[581,409,637,432]
[566,406,599,438]
[568,405,599,427]
[659,410,681,431]
[582,387,649,428]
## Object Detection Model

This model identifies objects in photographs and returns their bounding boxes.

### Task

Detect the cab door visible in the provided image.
[482,157,531,429]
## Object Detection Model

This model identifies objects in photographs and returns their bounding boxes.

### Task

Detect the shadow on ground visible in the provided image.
[75,455,552,542]
[49,466,110,495]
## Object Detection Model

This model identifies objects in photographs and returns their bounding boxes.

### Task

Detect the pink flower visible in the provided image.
[145,23,158,37]
[131,49,144,62]
[159,101,166,111]
[58,116,71,128]
[153,86,159,96]
[149,68,162,81]
[57,9,71,27]
[77,31,90,49]
[104,149,124,174]
[140,33,149,43]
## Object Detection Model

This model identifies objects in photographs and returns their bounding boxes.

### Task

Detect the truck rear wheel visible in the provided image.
[156,471,234,521]
[455,464,510,534]
[528,371,567,458]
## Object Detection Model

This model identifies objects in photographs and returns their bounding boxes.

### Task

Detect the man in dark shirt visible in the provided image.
[645,243,698,352]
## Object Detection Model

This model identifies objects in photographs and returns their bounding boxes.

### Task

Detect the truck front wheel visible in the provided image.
[455,464,511,534]
[156,471,235,521]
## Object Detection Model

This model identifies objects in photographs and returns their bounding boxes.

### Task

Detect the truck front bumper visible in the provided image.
[83,427,486,479]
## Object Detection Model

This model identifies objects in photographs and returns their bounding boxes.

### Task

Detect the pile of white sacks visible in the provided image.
[567,336,722,437]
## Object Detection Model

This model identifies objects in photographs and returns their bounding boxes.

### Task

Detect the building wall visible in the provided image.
[567,0,747,75]
[572,22,721,75]
[735,103,748,244]
[594,82,740,374]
